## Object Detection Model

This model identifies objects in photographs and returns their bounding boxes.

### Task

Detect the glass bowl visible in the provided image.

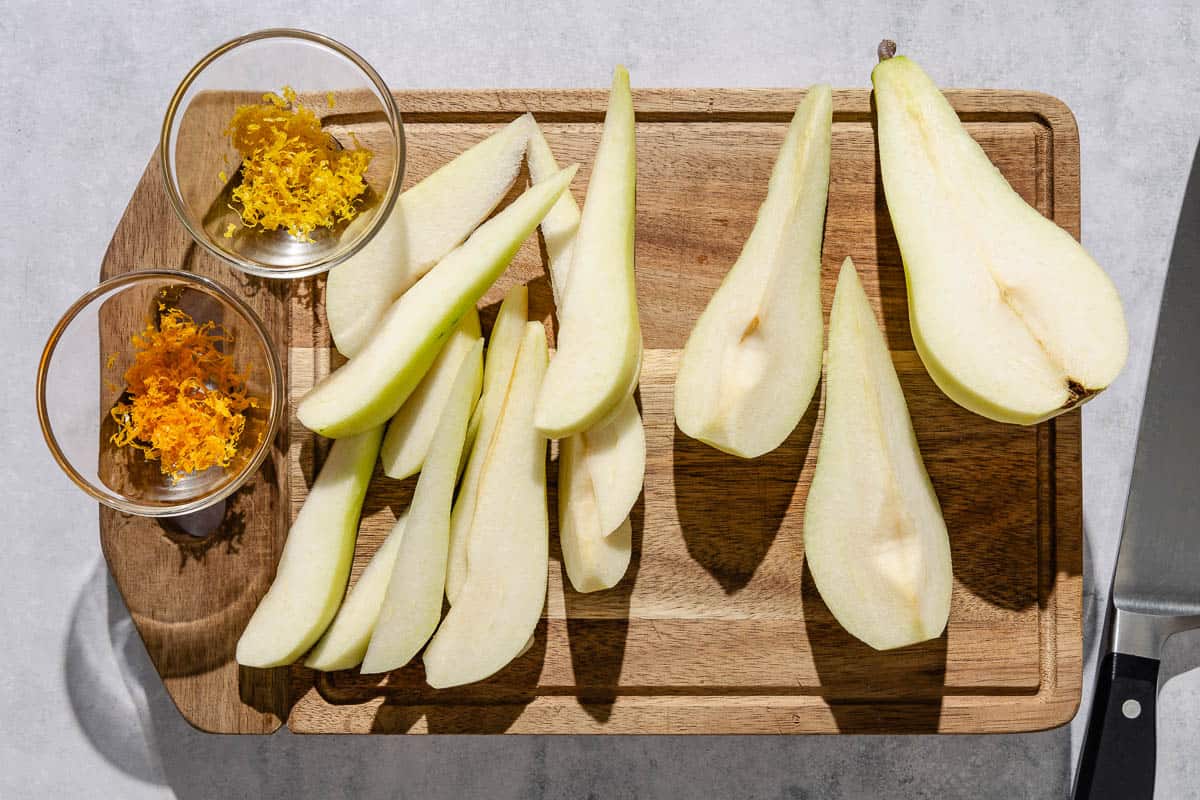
[161,28,404,279]
[37,270,284,517]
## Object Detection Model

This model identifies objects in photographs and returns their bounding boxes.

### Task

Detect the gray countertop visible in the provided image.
[4,1,1199,797]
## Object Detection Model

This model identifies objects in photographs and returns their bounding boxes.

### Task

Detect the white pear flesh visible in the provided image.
[423,323,550,688]
[236,426,382,668]
[872,52,1127,424]
[380,309,483,479]
[445,284,528,603]
[804,258,952,651]
[361,340,482,674]
[528,118,645,542]
[297,166,576,438]
[674,85,831,458]
[558,433,633,592]
[574,394,644,536]
[535,66,641,439]
[304,510,409,672]
[525,121,581,312]
[326,115,533,357]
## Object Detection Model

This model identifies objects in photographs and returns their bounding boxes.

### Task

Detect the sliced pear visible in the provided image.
[803,258,952,651]
[558,433,633,592]
[478,287,530,419]
[297,166,577,438]
[525,121,580,311]
[458,405,480,480]
[529,120,645,547]
[236,426,382,668]
[675,86,830,458]
[423,322,549,688]
[380,309,483,479]
[872,45,1127,424]
[535,66,641,439]
[326,115,533,357]
[573,394,644,536]
[361,340,482,673]
[445,284,528,603]
[305,510,409,672]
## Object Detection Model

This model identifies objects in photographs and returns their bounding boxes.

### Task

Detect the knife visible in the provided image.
[1073,145,1200,800]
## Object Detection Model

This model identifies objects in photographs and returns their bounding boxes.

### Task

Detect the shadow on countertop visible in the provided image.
[65,558,1082,800]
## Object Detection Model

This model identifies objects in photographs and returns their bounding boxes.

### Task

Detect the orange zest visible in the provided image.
[110,307,257,481]
[222,85,371,242]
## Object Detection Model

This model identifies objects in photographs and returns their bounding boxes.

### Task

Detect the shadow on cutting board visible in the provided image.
[366,617,548,735]
[801,561,948,733]
[672,388,818,594]
[561,490,645,724]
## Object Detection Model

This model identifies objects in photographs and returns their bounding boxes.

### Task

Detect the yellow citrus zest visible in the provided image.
[223,85,371,242]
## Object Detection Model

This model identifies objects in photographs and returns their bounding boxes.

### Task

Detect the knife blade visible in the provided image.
[1074,142,1200,800]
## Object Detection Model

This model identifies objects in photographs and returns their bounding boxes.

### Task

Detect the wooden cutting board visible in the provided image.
[98,87,1081,735]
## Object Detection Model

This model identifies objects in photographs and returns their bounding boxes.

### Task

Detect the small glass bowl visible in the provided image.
[161,28,404,279]
[37,271,284,517]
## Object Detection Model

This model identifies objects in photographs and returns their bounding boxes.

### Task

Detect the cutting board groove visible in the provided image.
[98,87,1081,735]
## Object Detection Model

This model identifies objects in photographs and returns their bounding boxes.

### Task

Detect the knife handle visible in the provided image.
[1073,651,1159,800]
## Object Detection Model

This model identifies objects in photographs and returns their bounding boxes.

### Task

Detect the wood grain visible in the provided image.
[99,87,1082,735]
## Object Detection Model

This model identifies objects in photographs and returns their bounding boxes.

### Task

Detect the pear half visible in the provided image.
[423,322,550,688]
[675,85,831,458]
[305,509,408,672]
[803,258,952,651]
[445,284,528,604]
[326,114,533,357]
[297,165,576,438]
[535,66,641,439]
[873,45,1127,424]
[528,120,643,590]
[361,340,482,674]
[380,309,483,479]
[236,425,382,668]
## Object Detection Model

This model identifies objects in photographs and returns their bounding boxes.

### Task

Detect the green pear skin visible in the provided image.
[297,166,576,439]
[237,426,383,668]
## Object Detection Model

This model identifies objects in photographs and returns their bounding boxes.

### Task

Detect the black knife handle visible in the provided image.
[1073,651,1160,800]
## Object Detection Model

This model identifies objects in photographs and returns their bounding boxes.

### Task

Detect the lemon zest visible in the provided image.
[223,85,371,242]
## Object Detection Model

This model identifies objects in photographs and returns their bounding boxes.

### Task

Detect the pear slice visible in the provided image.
[872,44,1128,424]
[327,114,533,357]
[803,258,952,651]
[297,166,577,438]
[571,394,644,537]
[236,426,382,668]
[380,309,483,479]
[558,433,633,592]
[535,66,641,439]
[423,322,549,688]
[528,120,644,551]
[526,122,581,311]
[675,86,831,458]
[445,284,528,603]
[361,340,482,674]
[305,510,409,672]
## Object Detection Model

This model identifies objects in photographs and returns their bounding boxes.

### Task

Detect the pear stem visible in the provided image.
[878,39,897,61]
